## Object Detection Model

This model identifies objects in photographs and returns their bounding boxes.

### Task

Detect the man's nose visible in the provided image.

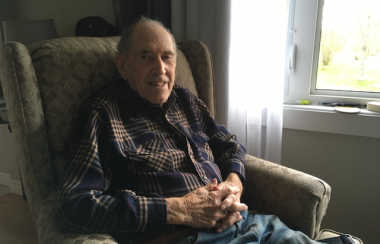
[152,58,166,75]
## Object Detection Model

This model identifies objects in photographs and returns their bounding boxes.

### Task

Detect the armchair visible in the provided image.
[0,37,362,244]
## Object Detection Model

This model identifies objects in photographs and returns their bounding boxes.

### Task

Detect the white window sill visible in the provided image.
[283,105,380,138]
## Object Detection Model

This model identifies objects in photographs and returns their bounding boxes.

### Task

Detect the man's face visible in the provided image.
[116,22,176,106]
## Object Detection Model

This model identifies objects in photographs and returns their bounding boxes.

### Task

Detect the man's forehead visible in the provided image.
[130,22,174,51]
[137,49,175,55]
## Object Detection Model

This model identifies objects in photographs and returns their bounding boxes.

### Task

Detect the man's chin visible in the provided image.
[145,90,172,106]
[147,97,169,107]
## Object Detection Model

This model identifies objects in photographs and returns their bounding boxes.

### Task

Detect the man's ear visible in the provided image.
[115,53,129,80]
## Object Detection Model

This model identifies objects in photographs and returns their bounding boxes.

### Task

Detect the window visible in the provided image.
[285,0,380,104]
[283,0,380,139]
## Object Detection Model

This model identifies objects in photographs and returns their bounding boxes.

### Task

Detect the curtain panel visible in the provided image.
[171,0,231,127]
[171,0,285,164]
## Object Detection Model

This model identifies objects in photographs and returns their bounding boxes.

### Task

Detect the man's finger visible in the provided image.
[221,194,236,210]
[216,211,242,233]
[216,184,240,199]
[224,202,248,212]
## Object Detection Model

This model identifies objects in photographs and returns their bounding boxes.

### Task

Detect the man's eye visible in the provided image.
[141,55,148,59]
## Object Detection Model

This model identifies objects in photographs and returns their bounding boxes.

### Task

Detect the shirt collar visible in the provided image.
[112,78,177,118]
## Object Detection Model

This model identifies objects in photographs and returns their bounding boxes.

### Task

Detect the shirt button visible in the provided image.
[203,176,208,180]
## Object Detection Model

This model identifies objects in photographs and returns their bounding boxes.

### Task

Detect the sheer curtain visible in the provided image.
[228,1,285,164]
[172,0,285,164]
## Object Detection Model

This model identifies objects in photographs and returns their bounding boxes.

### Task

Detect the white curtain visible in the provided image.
[228,1,285,164]
[172,0,285,164]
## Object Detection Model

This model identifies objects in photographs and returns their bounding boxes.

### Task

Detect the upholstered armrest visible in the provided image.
[242,154,331,239]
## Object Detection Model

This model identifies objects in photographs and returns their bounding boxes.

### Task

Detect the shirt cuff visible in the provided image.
[221,159,246,185]
[136,193,167,233]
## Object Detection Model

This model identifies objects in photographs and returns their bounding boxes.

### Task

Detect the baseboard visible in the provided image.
[0,172,22,195]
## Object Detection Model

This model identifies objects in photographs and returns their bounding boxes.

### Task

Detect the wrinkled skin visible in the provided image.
[215,173,245,233]
[167,174,247,233]
[115,21,176,107]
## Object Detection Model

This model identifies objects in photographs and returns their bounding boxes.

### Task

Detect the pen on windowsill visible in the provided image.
[319,102,366,107]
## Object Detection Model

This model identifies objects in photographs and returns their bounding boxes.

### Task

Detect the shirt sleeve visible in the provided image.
[55,104,167,234]
[192,94,246,184]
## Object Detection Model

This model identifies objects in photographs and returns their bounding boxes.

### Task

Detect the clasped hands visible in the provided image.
[167,173,248,233]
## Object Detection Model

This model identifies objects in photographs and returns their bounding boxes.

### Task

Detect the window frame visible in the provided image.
[283,0,380,139]
[284,0,380,105]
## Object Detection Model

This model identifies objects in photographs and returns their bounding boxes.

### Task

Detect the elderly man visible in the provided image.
[56,18,331,244]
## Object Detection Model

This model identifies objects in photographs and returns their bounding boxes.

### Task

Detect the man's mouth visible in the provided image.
[149,81,166,87]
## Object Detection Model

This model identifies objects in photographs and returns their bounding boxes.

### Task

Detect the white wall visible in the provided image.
[282,128,380,244]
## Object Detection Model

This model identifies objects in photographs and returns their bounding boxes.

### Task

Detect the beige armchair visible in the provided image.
[0,37,362,244]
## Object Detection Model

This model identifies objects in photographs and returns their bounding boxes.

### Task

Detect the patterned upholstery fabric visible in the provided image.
[0,42,56,204]
[27,37,121,179]
[177,40,215,118]
[243,155,330,239]
[174,44,198,97]
[0,37,361,243]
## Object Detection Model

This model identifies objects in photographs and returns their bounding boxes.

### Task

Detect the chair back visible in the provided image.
[0,37,215,201]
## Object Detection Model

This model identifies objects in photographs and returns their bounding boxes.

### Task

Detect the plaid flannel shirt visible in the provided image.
[55,79,246,241]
